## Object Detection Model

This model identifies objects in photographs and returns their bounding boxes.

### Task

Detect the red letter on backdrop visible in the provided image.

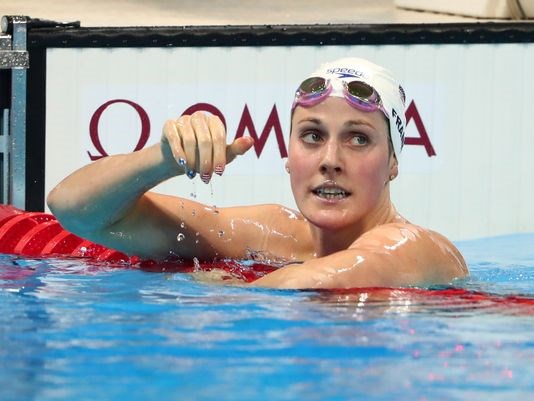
[88,99,150,161]
[181,103,227,129]
[235,104,287,158]
[404,100,436,157]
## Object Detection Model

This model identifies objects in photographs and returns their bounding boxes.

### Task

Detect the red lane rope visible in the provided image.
[0,204,275,282]
[320,287,534,310]
[0,204,132,262]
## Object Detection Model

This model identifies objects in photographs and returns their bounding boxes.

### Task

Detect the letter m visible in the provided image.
[235,104,288,158]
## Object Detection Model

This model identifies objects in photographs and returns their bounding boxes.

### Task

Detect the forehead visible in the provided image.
[291,97,389,133]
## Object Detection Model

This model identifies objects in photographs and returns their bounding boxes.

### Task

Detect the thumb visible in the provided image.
[226,136,255,164]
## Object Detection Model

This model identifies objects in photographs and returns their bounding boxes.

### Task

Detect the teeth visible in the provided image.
[315,187,349,199]
[319,188,344,195]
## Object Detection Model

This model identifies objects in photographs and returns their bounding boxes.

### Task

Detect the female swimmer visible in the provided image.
[47,57,468,288]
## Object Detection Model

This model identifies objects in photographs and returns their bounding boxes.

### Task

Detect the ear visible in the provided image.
[389,157,398,180]
[285,160,290,174]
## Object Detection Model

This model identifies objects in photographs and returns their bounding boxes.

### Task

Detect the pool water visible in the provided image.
[1,233,533,401]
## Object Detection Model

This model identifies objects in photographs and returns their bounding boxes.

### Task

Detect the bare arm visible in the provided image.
[252,223,468,289]
[47,143,173,235]
[47,112,254,259]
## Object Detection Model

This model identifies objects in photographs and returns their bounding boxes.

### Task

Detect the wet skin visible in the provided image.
[47,98,468,289]
[253,98,467,288]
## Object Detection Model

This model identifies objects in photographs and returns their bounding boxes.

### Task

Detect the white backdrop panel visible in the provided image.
[45,44,534,240]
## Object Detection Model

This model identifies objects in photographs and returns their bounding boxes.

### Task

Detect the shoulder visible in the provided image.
[354,222,468,282]
[253,221,468,289]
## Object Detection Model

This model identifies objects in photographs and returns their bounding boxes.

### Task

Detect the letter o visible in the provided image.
[181,103,226,130]
[88,99,150,161]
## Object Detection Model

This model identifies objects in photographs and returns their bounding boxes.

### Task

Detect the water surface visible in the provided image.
[1,233,533,401]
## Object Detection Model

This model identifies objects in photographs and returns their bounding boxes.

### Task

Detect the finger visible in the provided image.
[226,136,255,164]
[177,115,198,178]
[162,119,186,166]
[190,112,213,183]
[208,115,227,176]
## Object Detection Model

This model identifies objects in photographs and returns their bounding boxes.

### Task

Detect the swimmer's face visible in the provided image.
[288,97,397,232]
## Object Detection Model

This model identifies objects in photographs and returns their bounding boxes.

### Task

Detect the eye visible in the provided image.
[350,134,368,146]
[300,131,323,144]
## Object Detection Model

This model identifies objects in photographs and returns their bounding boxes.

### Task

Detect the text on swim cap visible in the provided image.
[392,108,405,146]
[326,68,365,79]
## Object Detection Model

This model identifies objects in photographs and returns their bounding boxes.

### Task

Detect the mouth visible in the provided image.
[312,182,351,200]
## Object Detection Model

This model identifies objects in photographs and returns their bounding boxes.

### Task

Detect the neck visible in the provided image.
[310,199,403,258]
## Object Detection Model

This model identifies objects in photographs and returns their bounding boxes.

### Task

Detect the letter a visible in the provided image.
[404,100,436,157]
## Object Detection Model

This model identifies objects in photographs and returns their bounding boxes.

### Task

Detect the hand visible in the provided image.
[162,112,255,183]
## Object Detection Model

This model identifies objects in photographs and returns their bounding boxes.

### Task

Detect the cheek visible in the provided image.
[352,154,390,186]
[287,139,311,174]
[288,150,310,182]
[287,144,316,193]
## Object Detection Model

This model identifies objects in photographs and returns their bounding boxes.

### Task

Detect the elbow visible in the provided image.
[46,186,60,214]
[46,185,64,221]
[45,186,86,235]
[46,185,72,221]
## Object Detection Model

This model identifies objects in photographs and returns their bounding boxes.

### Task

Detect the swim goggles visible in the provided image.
[291,76,388,118]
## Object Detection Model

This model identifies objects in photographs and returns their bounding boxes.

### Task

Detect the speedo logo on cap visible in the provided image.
[326,67,365,79]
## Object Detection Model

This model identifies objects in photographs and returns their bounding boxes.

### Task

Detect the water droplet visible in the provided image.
[195,239,199,244]
[191,209,196,216]
[195,232,199,237]
[218,230,224,237]
[193,257,201,271]
[177,233,185,242]
[180,221,185,228]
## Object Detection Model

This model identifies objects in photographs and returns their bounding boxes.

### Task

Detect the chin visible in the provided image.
[304,210,356,232]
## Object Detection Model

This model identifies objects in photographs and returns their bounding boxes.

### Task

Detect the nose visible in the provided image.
[319,141,343,175]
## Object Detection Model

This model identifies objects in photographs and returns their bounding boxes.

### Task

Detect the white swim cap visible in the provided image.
[303,57,406,159]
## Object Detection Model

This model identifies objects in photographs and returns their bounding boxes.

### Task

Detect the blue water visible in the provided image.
[1,233,533,401]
